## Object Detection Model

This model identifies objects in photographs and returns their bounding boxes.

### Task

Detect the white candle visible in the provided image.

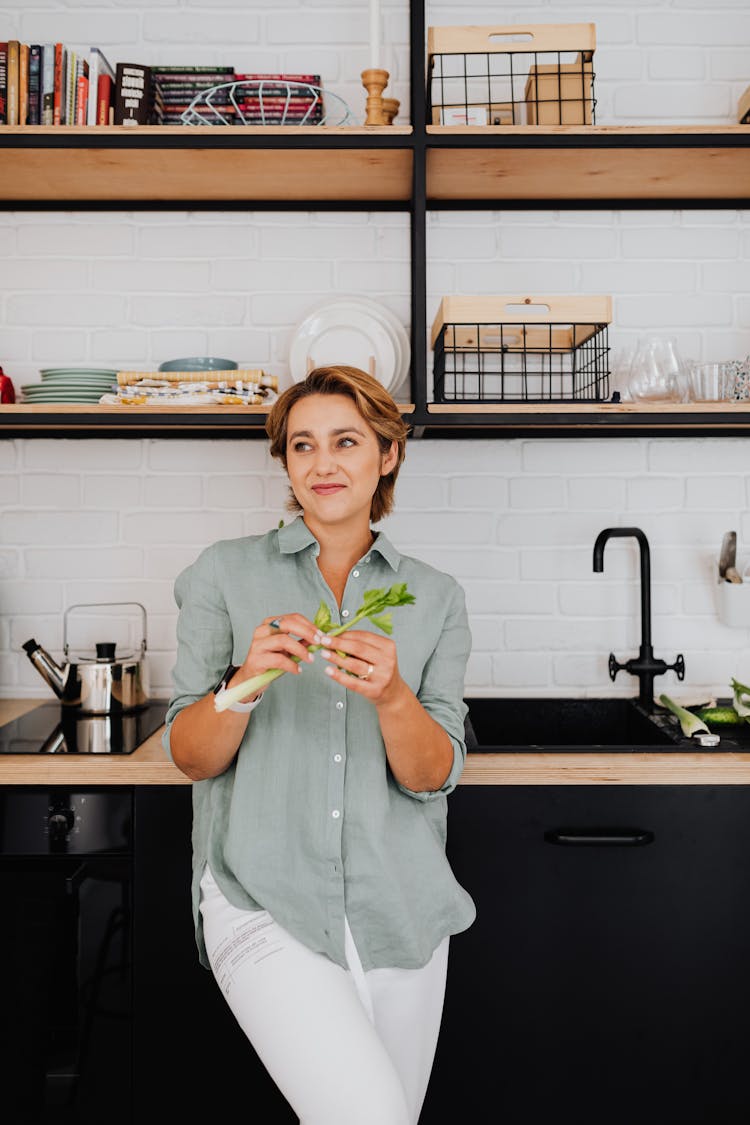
[369,0,380,69]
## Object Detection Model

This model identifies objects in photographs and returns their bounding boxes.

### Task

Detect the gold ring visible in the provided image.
[361,663,375,681]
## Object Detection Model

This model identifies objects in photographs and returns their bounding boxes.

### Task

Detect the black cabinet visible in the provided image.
[422,785,750,1125]
[0,789,133,1125]
[132,787,294,1122]
[6,783,749,1123]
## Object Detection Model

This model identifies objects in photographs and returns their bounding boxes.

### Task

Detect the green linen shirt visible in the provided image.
[163,515,476,971]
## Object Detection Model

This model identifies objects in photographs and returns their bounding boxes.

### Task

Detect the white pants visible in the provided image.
[199,865,449,1125]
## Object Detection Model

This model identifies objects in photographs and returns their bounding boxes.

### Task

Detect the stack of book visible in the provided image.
[150,65,236,124]
[0,41,116,124]
[233,73,322,124]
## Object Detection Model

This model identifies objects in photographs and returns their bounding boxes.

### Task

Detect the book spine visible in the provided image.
[53,43,64,125]
[7,39,19,125]
[0,43,7,125]
[41,44,54,124]
[66,49,77,126]
[19,43,28,125]
[75,73,88,124]
[235,73,320,83]
[27,45,41,125]
[153,81,235,92]
[96,72,113,125]
[87,50,99,126]
[150,65,234,74]
[87,48,115,125]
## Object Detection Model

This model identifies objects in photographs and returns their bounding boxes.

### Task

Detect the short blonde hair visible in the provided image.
[266,365,409,523]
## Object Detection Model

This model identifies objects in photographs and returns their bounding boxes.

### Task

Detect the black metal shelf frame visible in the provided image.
[0,0,748,438]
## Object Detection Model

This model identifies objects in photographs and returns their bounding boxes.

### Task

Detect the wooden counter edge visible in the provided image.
[3,728,750,785]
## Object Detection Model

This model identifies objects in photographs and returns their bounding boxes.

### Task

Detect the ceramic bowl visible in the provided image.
[158,356,238,372]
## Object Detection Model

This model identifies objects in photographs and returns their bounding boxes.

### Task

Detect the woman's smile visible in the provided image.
[311,483,346,495]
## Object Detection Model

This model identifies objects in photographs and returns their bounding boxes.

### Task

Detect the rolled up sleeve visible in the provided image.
[396,579,472,801]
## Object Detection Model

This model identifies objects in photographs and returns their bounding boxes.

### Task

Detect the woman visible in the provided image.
[164,364,475,1125]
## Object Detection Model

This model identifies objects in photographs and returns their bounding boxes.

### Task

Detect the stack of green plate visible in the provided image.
[21,367,118,403]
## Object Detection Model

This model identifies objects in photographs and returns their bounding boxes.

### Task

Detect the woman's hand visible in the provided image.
[237,613,320,682]
[317,628,403,706]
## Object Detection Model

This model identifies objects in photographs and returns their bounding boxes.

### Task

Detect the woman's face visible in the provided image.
[285,393,397,530]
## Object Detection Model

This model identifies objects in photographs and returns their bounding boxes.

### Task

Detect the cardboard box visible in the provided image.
[524,54,593,125]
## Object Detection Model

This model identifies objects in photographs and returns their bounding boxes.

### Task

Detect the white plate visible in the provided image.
[289,300,400,390]
[339,296,410,391]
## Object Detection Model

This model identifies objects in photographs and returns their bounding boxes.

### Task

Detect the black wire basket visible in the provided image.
[427,22,596,127]
[432,296,611,403]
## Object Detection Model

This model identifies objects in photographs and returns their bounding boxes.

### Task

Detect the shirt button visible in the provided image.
[352,569,360,578]
[364,556,371,563]
[333,753,342,762]
[341,609,350,618]
[332,809,341,819]
[335,700,344,710]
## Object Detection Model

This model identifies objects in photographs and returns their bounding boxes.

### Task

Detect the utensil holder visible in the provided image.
[717,563,750,628]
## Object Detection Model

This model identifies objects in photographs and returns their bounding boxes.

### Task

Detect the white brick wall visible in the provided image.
[2,2,750,702]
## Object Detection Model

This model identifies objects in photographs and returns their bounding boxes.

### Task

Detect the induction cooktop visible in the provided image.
[0,699,170,754]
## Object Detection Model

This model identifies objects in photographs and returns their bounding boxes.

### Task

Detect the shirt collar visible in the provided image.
[277,516,401,572]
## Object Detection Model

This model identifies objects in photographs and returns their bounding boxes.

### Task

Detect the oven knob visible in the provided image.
[47,808,75,840]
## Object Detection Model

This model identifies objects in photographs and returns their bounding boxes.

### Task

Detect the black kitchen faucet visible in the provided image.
[592,526,685,709]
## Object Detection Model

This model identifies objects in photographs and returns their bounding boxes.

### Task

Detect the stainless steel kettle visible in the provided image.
[23,601,150,714]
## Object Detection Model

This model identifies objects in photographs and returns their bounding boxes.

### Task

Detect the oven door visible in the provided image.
[0,790,133,1125]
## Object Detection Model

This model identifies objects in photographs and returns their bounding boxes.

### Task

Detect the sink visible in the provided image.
[463,697,681,752]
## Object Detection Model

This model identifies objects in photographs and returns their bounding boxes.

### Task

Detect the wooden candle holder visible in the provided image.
[382,97,400,125]
[361,68,389,126]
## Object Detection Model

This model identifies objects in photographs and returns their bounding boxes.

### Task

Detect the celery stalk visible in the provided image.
[658,694,711,738]
[215,582,415,712]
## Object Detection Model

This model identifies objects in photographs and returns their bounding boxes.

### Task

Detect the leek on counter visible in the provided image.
[730,677,750,720]
[215,583,416,712]
[658,694,711,738]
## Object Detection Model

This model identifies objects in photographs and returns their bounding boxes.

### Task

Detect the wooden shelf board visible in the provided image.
[0,128,413,202]
[426,124,750,138]
[0,125,413,138]
[1,403,415,415]
[427,126,750,201]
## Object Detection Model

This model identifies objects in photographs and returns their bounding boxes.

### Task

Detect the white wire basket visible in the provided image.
[179,80,354,126]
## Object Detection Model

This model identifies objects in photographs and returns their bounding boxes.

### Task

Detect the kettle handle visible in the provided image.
[63,601,148,656]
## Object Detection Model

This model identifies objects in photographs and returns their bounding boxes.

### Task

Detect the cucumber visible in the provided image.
[692,706,743,727]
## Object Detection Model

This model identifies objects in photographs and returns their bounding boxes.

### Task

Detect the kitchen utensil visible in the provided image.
[719,530,743,584]
[22,601,150,714]
[719,530,736,578]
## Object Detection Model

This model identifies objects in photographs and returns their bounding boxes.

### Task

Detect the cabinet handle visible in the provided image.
[544,827,655,847]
